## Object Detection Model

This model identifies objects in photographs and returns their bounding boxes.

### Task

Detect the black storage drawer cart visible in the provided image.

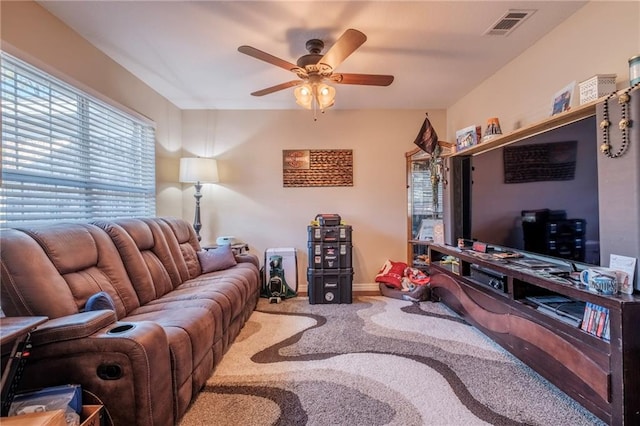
[307,214,353,304]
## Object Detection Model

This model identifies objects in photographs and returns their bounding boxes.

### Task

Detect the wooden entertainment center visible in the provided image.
[406,94,640,424]
[419,241,640,425]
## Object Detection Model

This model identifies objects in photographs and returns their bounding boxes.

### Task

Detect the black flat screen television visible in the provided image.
[468,117,600,265]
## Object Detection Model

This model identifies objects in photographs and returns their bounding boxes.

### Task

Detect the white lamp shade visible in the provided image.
[179,157,219,183]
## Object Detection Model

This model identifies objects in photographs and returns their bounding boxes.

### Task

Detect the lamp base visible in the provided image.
[193,182,203,241]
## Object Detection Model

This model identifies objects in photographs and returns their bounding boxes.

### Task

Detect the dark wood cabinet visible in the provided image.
[422,242,640,425]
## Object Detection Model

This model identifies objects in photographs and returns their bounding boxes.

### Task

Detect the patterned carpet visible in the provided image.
[180,296,604,425]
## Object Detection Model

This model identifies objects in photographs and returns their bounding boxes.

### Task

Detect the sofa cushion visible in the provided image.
[94,219,181,304]
[197,246,237,273]
[125,304,217,395]
[1,224,140,319]
[154,217,202,280]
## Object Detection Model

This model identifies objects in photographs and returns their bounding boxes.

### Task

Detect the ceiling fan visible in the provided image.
[238,29,394,112]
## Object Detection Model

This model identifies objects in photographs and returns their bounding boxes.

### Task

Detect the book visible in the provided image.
[510,258,555,269]
[587,304,597,334]
[582,302,610,340]
[493,251,524,259]
[581,303,591,331]
[603,313,610,341]
[596,307,607,337]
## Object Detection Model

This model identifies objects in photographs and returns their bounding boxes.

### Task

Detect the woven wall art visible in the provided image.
[503,141,577,184]
[283,149,353,187]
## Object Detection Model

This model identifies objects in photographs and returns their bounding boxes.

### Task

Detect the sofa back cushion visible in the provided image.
[153,217,203,281]
[0,224,140,319]
[94,219,185,304]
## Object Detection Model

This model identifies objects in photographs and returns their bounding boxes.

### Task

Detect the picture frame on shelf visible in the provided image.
[455,125,481,152]
[417,218,444,242]
[433,221,445,244]
[551,81,576,115]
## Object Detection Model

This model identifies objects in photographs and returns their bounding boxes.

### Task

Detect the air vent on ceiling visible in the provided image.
[484,9,536,36]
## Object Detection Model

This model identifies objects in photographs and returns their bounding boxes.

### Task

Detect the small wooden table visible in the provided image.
[1,316,48,416]
[202,243,249,255]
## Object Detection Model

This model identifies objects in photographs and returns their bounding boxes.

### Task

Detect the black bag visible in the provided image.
[413,114,439,155]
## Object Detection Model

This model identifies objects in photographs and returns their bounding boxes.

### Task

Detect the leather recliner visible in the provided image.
[0,217,261,425]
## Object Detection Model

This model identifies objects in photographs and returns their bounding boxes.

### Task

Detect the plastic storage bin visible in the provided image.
[307,242,352,269]
[307,268,353,304]
[578,74,616,104]
[307,225,352,242]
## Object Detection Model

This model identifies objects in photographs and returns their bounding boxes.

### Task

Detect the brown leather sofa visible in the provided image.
[0,217,261,425]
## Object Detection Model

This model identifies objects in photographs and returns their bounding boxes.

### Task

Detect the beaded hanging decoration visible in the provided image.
[600,82,640,158]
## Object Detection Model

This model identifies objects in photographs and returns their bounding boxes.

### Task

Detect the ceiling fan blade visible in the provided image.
[238,45,298,72]
[250,80,302,96]
[333,73,394,86]
[318,29,367,70]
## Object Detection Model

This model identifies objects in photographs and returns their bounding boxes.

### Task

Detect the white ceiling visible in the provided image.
[37,1,587,110]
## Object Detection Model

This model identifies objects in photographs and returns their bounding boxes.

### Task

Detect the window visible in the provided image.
[1,52,156,228]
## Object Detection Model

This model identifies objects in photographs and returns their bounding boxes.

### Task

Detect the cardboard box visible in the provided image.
[0,405,103,426]
[0,410,66,426]
[80,405,103,426]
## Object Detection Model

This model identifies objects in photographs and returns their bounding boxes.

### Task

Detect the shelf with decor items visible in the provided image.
[449,97,601,157]
[421,241,640,425]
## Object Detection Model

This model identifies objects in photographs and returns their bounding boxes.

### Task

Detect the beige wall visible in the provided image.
[179,109,446,290]
[447,1,639,137]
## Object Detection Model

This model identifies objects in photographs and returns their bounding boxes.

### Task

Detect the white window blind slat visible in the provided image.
[1,52,156,228]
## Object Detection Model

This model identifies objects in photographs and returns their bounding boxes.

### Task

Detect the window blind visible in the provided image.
[1,52,156,228]
[411,161,444,217]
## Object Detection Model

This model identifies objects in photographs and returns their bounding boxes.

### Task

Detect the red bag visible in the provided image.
[375,260,408,289]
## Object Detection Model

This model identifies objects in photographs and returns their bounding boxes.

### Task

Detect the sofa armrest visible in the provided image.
[21,319,174,426]
[30,311,116,345]
[235,253,260,269]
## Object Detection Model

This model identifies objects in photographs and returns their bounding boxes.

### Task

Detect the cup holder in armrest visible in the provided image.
[97,363,123,380]
[107,323,135,334]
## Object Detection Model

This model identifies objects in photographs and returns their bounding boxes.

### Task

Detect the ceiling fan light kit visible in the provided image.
[238,28,394,120]
[294,81,335,110]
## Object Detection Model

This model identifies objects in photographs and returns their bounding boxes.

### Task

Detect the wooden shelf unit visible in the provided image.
[449,98,599,157]
[421,242,640,425]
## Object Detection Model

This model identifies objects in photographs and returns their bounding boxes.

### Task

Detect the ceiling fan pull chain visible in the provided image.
[313,96,318,121]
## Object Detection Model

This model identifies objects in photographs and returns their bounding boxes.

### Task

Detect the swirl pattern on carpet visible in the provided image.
[180,296,604,425]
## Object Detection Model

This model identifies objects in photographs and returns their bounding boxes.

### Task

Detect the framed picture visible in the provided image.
[417,219,444,241]
[551,81,576,116]
[433,221,445,244]
[455,125,481,152]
